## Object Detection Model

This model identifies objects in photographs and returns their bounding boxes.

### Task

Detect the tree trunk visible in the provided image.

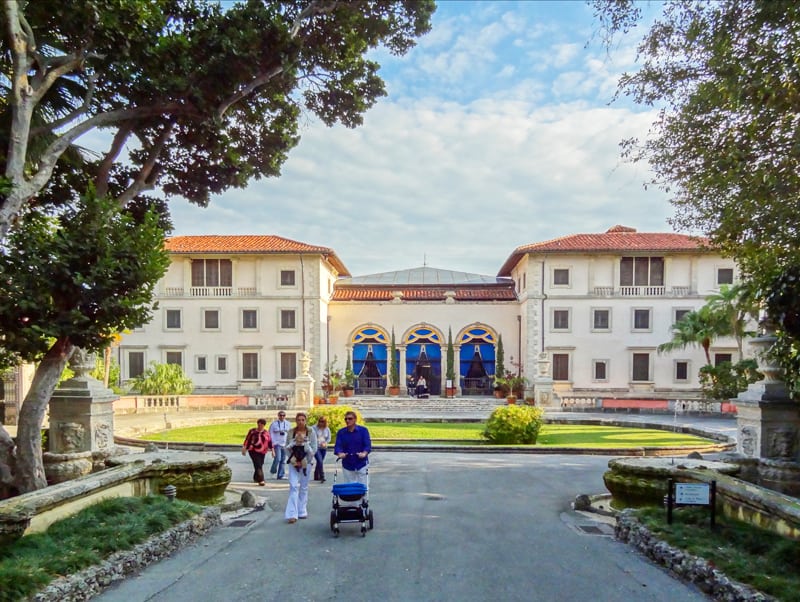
[15,338,74,493]
[0,426,17,499]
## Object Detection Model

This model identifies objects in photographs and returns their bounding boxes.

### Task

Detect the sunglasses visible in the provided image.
[345,416,356,421]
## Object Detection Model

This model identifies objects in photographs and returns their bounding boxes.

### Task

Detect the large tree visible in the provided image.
[1,0,435,236]
[592,0,800,284]
[0,0,433,493]
[0,193,169,493]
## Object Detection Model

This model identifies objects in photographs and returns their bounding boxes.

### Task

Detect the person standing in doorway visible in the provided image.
[312,416,331,482]
[415,375,427,398]
[334,411,372,488]
[242,418,272,486]
[269,410,291,480]
[284,412,317,524]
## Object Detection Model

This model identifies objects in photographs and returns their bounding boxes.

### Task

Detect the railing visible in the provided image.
[355,377,386,395]
[162,287,258,297]
[190,286,232,297]
[593,286,692,297]
[461,377,494,396]
[619,286,665,296]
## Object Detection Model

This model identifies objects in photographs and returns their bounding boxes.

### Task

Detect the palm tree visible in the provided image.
[705,284,758,360]
[658,306,727,365]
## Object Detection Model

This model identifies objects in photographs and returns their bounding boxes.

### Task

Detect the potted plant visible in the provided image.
[323,358,343,404]
[342,356,355,397]
[388,328,400,396]
[445,327,456,397]
[495,371,527,404]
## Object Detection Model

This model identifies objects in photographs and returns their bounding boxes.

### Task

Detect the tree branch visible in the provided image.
[30,71,97,138]
[115,121,175,206]
[95,123,133,199]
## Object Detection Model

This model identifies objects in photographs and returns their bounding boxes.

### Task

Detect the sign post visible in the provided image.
[666,479,716,527]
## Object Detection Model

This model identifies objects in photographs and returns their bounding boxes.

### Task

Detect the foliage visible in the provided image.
[445,328,455,382]
[495,335,505,386]
[90,354,122,394]
[698,359,762,400]
[757,265,800,396]
[0,192,169,361]
[129,362,193,396]
[635,505,800,602]
[307,406,363,438]
[705,283,759,359]
[0,0,435,238]
[343,355,355,389]
[657,306,727,365]
[0,495,200,600]
[494,371,527,398]
[389,328,399,387]
[482,405,544,444]
[593,1,800,288]
[322,357,343,396]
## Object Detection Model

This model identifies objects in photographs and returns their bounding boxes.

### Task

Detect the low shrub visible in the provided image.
[307,405,363,438]
[482,405,544,444]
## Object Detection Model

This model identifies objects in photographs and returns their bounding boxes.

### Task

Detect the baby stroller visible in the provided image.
[330,459,374,537]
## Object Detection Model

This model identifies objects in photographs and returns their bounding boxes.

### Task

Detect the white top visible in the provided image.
[312,425,331,449]
[269,419,291,447]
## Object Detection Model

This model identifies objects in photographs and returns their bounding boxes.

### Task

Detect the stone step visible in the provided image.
[343,396,507,413]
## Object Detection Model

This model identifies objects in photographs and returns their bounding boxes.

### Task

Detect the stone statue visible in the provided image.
[300,351,311,377]
[58,422,86,453]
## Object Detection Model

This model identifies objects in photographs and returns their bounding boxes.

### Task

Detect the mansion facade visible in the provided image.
[117,225,743,402]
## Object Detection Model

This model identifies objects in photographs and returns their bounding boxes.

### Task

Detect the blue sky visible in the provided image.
[168,0,672,277]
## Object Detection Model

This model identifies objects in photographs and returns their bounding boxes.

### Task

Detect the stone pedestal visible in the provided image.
[44,349,118,484]
[533,352,556,408]
[734,332,800,495]
[292,351,315,409]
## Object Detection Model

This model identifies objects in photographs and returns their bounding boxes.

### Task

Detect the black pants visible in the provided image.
[249,450,266,483]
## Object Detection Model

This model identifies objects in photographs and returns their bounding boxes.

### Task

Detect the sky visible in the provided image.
[167,0,672,277]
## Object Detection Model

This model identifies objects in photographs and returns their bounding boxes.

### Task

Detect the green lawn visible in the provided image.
[142,421,715,448]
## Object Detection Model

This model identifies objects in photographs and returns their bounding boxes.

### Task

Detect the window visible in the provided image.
[280,352,297,379]
[196,355,207,372]
[593,360,608,381]
[523,273,527,290]
[673,308,691,324]
[592,308,610,331]
[165,309,181,330]
[552,353,569,381]
[203,309,220,330]
[242,352,259,380]
[674,360,689,382]
[216,355,228,373]
[280,270,296,286]
[552,309,570,331]
[620,257,664,286]
[714,353,733,366]
[242,309,258,330]
[717,267,734,286]
[553,268,570,286]
[165,351,183,367]
[632,353,650,381]
[192,259,232,287]
[280,309,296,330]
[632,308,651,331]
[128,351,145,379]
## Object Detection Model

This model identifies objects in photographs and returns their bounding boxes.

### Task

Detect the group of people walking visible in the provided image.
[242,410,371,524]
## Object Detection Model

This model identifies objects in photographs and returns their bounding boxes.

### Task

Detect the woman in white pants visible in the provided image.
[283,412,317,524]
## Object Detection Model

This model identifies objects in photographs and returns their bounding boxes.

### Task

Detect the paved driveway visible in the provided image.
[96,451,707,602]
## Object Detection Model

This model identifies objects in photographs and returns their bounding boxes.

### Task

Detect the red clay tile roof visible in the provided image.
[165,235,350,276]
[497,227,709,276]
[331,287,517,302]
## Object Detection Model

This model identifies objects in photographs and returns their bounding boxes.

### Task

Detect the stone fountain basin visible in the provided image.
[603,457,740,507]
[107,451,232,505]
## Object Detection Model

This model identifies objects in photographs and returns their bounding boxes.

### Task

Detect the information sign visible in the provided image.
[675,483,710,506]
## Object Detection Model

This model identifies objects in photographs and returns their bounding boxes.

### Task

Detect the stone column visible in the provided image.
[735,329,800,495]
[533,352,556,408]
[292,351,314,409]
[45,348,119,483]
[453,344,462,397]
[398,344,407,394]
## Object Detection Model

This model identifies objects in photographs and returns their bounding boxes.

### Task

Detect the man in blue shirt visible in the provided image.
[334,410,372,488]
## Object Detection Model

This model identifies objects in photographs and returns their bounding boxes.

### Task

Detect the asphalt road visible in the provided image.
[96,451,708,602]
